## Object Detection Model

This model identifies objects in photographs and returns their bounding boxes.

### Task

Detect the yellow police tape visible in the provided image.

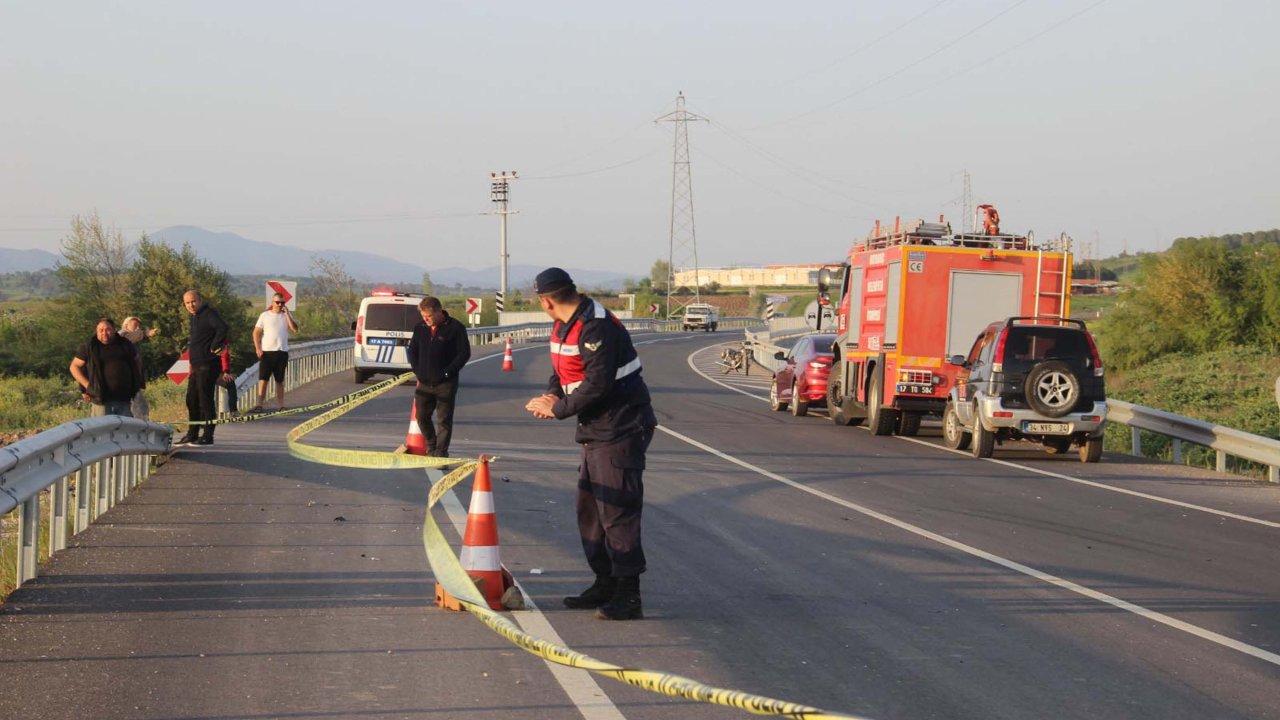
[178,373,409,427]
[282,371,867,719]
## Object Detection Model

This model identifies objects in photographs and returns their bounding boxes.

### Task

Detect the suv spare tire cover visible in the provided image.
[1024,360,1080,418]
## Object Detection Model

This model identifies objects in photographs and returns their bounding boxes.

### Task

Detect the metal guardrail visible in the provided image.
[1109,399,1280,483]
[0,416,172,589]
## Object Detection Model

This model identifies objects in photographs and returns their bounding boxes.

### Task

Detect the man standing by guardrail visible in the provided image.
[252,291,299,412]
[406,296,471,458]
[69,317,144,417]
[177,289,230,446]
[524,267,656,621]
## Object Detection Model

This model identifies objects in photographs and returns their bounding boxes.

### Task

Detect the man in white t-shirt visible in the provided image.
[252,292,300,411]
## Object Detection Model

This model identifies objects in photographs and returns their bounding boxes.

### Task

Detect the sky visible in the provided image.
[1,1,1277,273]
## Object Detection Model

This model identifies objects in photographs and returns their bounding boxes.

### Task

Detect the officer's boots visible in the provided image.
[595,576,642,621]
[563,575,616,609]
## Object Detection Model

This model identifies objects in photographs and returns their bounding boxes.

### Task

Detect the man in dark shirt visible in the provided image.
[405,296,471,457]
[177,289,230,446]
[69,317,143,417]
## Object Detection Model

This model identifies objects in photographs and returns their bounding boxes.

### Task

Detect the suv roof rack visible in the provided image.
[1003,316,1087,330]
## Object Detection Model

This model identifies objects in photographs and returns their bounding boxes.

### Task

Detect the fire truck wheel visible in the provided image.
[1024,361,1080,418]
[868,373,898,436]
[790,381,808,417]
[1079,437,1103,463]
[769,378,787,412]
[972,417,995,459]
[897,412,921,436]
[943,403,971,450]
[827,375,860,426]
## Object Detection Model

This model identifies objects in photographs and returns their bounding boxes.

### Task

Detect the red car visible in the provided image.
[769,333,836,417]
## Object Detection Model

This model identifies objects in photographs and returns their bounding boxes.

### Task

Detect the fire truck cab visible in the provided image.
[820,214,1072,436]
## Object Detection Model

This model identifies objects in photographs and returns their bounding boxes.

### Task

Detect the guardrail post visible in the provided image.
[1172,439,1182,464]
[1215,450,1227,473]
[75,466,90,534]
[1269,465,1279,484]
[16,495,39,586]
[1130,427,1142,457]
[50,473,69,553]
[95,459,109,518]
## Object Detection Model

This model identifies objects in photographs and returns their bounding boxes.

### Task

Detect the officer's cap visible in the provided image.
[535,267,575,295]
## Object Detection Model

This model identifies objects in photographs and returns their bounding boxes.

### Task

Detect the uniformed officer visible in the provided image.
[525,267,656,621]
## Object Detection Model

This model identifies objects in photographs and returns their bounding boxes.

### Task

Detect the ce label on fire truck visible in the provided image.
[907,251,925,274]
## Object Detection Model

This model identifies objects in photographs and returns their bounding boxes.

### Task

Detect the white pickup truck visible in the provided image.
[682,303,720,332]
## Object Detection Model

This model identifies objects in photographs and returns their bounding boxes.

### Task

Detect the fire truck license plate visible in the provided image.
[1025,422,1071,434]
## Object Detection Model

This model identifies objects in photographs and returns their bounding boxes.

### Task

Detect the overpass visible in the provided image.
[2,328,1279,719]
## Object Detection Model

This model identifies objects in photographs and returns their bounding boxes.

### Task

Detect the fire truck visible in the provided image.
[818,209,1073,435]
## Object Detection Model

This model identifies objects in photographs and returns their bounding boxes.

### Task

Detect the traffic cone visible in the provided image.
[404,400,427,456]
[437,456,514,611]
[501,337,515,372]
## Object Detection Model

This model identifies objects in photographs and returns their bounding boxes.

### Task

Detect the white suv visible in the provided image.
[352,292,423,383]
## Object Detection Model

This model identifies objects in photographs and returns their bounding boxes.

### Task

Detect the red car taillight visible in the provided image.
[992,328,1009,373]
[1084,330,1105,377]
[355,316,364,344]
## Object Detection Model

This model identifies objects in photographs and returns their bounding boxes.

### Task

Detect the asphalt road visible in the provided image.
[2,332,1278,719]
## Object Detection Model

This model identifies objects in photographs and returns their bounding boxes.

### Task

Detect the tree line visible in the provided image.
[1098,229,1280,371]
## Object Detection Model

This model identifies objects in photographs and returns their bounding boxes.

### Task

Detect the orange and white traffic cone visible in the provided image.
[437,456,514,611]
[404,400,427,456]
[501,337,515,372]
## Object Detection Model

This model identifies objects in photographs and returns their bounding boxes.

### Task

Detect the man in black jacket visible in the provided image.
[69,317,144,417]
[524,268,656,621]
[177,289,230,446]
[406,296,471,457]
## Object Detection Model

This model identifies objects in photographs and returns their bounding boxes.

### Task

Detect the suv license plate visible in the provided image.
[1025,422,1071,435]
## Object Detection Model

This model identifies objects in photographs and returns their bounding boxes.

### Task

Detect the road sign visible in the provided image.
[266,280,297,311]
[466,297,481,315]
[648,303,660,315]
[166,350,191,385]
[494,290,505,312]
[805,299,836,330]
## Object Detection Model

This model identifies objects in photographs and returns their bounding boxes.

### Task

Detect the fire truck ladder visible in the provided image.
[1033,248,1069,319]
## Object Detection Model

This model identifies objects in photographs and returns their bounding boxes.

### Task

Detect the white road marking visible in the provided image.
[685,343,1280,529]
[433,470,626,720]
[653,423,1280,669]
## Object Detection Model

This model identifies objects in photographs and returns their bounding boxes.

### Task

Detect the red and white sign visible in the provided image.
[166,350,191,385]
[266,280,298,311]
[648,303,660,314]
[465,297,481,315]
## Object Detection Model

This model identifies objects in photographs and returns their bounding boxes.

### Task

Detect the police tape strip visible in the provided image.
[284,370,868,719]
[178,373,408,427]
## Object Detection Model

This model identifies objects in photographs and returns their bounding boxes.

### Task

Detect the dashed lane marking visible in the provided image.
[654,422,1280,670]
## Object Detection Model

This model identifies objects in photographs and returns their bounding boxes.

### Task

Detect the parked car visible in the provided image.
[943,317,1108,462]
[769,333,836,417]
[351,291,424,383]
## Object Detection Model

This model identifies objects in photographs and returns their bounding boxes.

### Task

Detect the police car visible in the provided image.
[352,291,423,383]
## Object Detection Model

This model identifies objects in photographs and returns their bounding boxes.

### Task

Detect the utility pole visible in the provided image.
[961,169,974,233]
[655,92,708,319]
[490,171,518,314]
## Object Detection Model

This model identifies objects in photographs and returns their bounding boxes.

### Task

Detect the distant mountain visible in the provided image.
[0,247,59,272]
[149,226,635,290]
[150,226,428,283]
[429,264,634,291]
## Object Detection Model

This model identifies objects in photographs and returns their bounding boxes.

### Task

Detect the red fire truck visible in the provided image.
[818,212,1073,435]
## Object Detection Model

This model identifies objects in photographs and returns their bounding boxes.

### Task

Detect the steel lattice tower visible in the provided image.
[655,92,707,318]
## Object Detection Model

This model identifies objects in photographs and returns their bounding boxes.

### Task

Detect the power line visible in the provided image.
[0,210,488,233]
[750,0,1033,130]
[691,142,874,221]
[523,146,664,180]
[776,0,954,86]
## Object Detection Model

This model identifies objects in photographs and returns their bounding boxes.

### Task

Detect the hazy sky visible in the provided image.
[2,1,1276,273]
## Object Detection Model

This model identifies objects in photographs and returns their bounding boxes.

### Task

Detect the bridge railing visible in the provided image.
[1,416,172,591]
[1109,400,1280,482]
[223,337,354,414]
